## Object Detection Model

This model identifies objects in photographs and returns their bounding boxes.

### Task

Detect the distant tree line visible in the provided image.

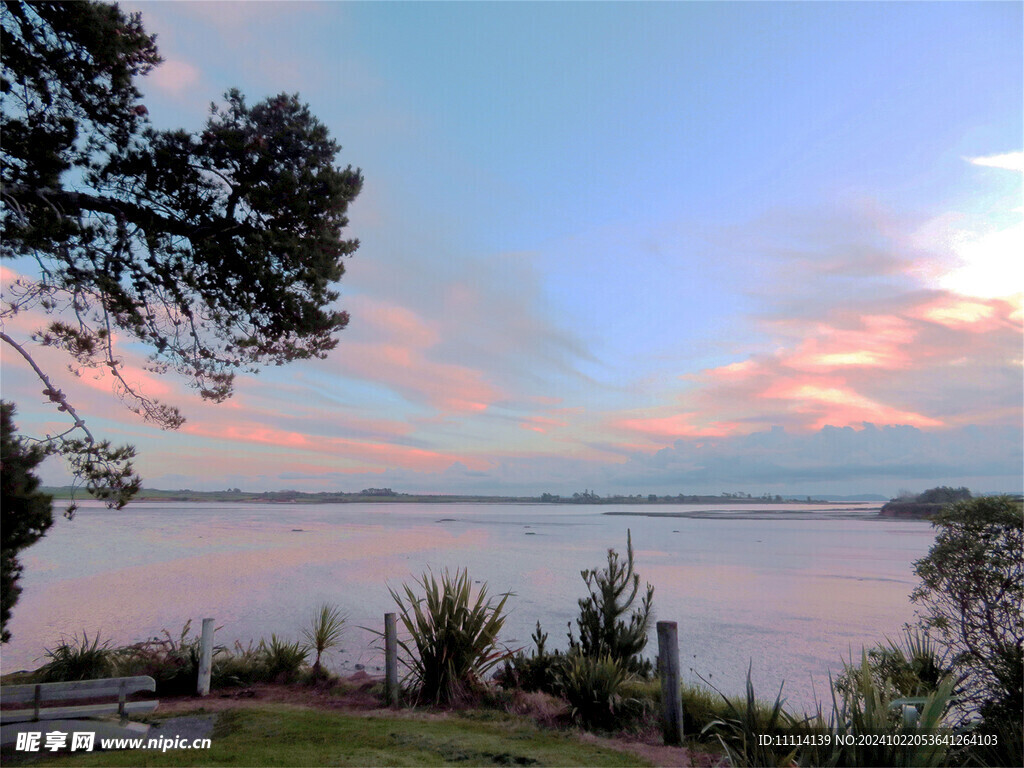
[881,486,974,519]
[540,490,809,504]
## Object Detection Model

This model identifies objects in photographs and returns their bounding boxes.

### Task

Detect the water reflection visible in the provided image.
[5,501,934,712]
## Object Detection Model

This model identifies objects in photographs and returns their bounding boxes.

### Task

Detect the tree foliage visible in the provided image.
[910,495,1023,738]
[914,486,971,505]
[568,530,654,676]
[1,403,54,643]
[1,1,362,503]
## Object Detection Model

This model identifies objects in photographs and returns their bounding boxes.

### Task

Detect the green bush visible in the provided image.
[120,621,209,695]
[212,640,270,687]
[911,495,1022,766]
[680,682,737,736]
[390,568,512,705]
[834,628,954,703]
[557,652,637,731]
[701,665,799,767]
[262,634,309,683]
[803,652,958,768]
[499,621,563,695]
[568,530,654,677]
[37,632,119,682]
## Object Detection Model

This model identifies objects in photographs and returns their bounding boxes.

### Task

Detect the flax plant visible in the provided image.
[37,632,119,682]
[804,650,958,767]
[389,568,512,705]
[701,664,798,768]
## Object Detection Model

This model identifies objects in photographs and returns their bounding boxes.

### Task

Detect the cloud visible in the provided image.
[327,296,505,414]
[148,59,201,95]
[607,288,1020,442]
[180,418,485,473]
[967,151,1024,172]
[136,421,1019,497]
[613,423,1022,494]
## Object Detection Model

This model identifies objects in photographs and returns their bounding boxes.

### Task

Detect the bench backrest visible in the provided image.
[1,676,156,719]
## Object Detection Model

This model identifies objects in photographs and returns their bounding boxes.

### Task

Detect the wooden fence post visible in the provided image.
[197,618,214,697]
[657,620,683,745]
[385,612,399,706]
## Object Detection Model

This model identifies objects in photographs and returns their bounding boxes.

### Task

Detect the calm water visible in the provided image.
[3,501,936,712]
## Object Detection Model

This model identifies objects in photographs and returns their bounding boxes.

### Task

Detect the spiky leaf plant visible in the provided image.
[799,650,958,768]
[302,602,346,678]
[558,652,638,730]
[262,634,309,683]
[389,568,511,705]
[37,632,119,682]
[701,663,798,768]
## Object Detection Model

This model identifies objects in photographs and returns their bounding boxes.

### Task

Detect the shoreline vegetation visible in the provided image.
[3,498,1021,766]
[41,485,885,505]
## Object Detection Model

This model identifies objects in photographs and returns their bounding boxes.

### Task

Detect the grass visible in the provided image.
[11,704,653,767]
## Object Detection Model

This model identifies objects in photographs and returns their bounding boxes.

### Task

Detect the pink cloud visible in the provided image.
[354,299,439,349]
[76,360,176,400]
[785,315,916,372]
[612,413,741,440]
[911,295,1008,331]
[603,287,1019,447]
[519,415,569,434]
[148,58,201,94]
[759,377,944,430]
[0,263,23,285]
[334,297,504,414]
[182,418,489,473]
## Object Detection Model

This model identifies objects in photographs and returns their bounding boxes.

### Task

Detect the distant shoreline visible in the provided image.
[41,486,886,506]
[604,505,886,520]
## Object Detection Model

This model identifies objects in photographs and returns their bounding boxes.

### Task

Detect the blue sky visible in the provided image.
[3,1,1021,496]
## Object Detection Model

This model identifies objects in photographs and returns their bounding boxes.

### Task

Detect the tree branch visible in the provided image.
[0,330,94,444]
[3,183,239,241]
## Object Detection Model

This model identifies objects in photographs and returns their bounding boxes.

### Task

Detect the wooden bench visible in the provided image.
[0,676,158,746]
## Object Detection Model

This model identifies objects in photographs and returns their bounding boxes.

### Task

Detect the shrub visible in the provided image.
[120,621,209,695]
[568,530,654,677]
[302,603,346,679]
[37,632,118,682]
[557,652,639,731]
[389,568,511,705]
[834,628,954,702]
[805,652,958,768]
[499,621,563,695]
[701,664,799,767]
[910,494,1022,761]
[212,640,269,687]
[680,682,736,736]
[262,634,309,683]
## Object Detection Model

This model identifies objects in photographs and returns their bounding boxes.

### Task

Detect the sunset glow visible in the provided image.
[1,1,1020,497]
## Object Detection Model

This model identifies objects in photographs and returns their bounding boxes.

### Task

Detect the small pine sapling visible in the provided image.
[569,530,654,677]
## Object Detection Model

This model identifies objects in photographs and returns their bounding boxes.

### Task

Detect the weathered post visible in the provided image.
[197,617,215,696]
[657,620,683,745]
[385,612,399,706]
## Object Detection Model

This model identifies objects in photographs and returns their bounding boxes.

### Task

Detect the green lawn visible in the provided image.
[14,705,651,767]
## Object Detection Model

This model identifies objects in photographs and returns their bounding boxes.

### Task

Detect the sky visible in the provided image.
[2,0,1022,497]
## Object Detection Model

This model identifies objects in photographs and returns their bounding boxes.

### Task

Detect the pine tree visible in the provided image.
[1,403,54,643]
[569,530,654,676]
